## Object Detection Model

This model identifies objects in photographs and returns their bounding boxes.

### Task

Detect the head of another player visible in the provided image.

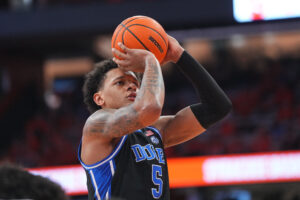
[0,164,69,200]
[83,59,140,114]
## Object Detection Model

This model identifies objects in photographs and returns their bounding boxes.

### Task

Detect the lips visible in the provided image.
[127,92,137,101]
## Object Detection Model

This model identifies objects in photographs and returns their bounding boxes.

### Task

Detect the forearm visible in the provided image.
[176,51,232,128]
[134,56,165,120]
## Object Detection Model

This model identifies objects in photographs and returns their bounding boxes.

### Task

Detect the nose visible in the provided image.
[127,82,137,91]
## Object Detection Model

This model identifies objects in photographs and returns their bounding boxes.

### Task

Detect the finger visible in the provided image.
[112,48,127,59]
[118,64,130,72]
[118,42,131,53]
[113,57,130,68]
[118,65,129,72]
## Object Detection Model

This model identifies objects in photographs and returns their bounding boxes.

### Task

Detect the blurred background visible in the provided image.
[0,0,300,199]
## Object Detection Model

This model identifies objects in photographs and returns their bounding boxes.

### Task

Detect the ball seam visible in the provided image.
[120,23,150,51]
[126,24,168,47]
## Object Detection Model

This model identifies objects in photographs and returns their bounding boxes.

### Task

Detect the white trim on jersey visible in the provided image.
[105,190,109,200]
[109,160,115,175]
[80,135,127,170]
[89,170,101,200]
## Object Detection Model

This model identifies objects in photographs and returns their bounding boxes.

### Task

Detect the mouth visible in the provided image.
[127,93,137,101]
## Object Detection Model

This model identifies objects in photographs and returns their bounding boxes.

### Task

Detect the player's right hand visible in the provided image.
[112,42,158,73]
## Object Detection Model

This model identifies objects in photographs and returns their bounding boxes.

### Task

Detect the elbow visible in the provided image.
[136,102,162,126]
[223,98,233,116]
[208,97,233,125]
[218,97,232,119]
[147,104,163,122]
[191,98,232,129]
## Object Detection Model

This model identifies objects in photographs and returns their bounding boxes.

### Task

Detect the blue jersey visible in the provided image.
[78,126,170,200]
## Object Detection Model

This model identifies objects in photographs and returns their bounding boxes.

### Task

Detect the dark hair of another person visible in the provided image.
[82,59,118,113]
[0,164,69,200]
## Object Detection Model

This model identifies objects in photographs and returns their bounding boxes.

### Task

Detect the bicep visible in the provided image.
[155,107,206,148]
[84,105,145,139]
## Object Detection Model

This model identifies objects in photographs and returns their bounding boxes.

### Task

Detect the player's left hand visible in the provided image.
[160,35,184,66]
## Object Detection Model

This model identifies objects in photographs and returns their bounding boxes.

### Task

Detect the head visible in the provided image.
[83,59,140,113]
[0,164,69,200]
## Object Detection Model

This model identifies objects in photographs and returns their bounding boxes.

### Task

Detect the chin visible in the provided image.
[126,101,134,105]
[125,100,134,106]
[114,101,133,109]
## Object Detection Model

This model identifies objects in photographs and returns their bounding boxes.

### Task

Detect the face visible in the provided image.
[93,68,140,109]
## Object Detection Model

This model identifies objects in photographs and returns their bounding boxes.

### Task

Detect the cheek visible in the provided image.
[105,87,124,100]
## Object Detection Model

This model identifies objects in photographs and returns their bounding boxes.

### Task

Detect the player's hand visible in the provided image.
[161,35,184,66]
[112,42,157,73]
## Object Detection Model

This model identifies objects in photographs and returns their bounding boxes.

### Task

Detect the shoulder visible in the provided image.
[88,108,115,120]
[83,108,116,136]
[85,109,115,125]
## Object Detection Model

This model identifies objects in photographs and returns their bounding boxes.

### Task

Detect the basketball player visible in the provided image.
[78,35,232,200]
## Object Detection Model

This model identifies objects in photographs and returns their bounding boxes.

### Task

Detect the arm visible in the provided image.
[81,44,165,164]
[155,36,232,148]
[84,43,165,139]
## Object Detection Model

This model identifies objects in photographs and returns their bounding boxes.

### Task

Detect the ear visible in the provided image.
[93,91,105,107]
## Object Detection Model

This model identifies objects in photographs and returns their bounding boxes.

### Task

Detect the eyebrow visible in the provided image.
[112,76,125,82]
[112,75,138,83]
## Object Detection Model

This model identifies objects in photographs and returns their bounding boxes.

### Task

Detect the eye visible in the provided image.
[116,80,124,86]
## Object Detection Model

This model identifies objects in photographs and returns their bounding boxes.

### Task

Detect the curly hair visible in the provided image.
[82,59,118,113]
[0,164,68,200]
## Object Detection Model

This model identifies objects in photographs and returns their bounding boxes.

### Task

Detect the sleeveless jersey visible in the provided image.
[78,126,170,200]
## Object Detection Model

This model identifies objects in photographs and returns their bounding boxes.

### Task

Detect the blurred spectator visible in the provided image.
[0,163,69,200]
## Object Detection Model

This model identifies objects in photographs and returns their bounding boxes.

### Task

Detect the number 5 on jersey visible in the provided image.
[152,165,163,199]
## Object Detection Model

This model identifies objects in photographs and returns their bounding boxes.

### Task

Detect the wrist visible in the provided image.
[145,52,158,63]
[173,46,184,63]
[145,53,159,67]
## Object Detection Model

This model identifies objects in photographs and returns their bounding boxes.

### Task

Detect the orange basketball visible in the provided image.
[111,16,168,63]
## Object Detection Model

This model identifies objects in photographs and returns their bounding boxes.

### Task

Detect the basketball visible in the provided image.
[111,15,168,63]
